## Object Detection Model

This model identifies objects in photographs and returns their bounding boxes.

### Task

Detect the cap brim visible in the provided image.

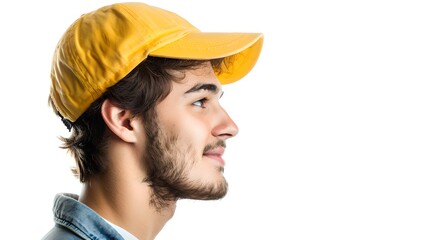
[149,32,264,84]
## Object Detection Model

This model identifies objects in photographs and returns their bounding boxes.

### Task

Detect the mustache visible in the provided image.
[203,140,226,153]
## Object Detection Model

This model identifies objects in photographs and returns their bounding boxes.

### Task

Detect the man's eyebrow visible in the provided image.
[185,83,220,95]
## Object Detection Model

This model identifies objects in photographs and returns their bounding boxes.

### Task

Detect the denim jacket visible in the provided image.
[42,193,124,240]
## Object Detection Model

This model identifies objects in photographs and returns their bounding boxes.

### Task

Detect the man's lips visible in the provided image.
[203,147,225,166]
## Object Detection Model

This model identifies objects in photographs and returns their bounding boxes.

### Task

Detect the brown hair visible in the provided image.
[49,57,226,182]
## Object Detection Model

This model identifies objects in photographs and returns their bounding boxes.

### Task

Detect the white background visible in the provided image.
[1,0,428,239]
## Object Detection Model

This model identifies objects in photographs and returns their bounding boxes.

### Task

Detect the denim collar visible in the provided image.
[53,193,124,240]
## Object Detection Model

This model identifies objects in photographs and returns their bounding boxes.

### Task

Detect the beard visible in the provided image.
[142,114,228,210]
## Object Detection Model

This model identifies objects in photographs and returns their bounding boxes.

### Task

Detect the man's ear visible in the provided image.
[101,99,138,143]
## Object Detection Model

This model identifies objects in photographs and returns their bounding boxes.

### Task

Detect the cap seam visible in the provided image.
[66,20,100,113]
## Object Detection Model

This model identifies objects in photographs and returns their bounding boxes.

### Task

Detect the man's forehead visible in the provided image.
[171,64,222,90]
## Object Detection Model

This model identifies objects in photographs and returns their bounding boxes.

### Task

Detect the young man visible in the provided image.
[43,2,263,240]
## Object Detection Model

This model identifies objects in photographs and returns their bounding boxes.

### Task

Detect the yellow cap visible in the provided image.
[50,2,263,122]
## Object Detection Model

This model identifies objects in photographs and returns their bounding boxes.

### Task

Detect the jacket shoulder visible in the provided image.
[42,224,84,240]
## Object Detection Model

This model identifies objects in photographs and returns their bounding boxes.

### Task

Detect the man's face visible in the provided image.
[143,62,238,207]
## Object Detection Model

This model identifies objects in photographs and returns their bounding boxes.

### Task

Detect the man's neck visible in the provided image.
[78,147,176,240]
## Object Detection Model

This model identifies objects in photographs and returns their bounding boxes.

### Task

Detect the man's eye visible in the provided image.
[193,98,208,108]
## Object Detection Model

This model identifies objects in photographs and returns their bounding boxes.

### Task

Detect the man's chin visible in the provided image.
[180,182,228,200]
